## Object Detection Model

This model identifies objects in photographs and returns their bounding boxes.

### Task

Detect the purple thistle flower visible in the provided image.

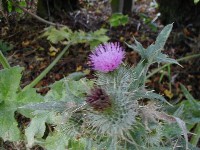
[89,42,125,73]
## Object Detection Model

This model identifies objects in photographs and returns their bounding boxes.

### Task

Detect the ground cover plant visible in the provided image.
[0,23,199,149]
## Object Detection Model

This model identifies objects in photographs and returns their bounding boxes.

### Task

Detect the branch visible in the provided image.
[8,0,65,27]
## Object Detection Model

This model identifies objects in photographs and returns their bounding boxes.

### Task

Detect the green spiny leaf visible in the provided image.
[156,53,180,65]
[126,40,147,59]
[0,66,23,103]
[146,24,174,64]
[0,104,21,141]
[17,88,44,118]
[19,101,75,112]
[43,132,69,150]
[180,84,200,108]
[25,111,58,147]
[174,117,189,149]
[154,23,173,52]
[25,115,47,147]
[0,66,44,141]
[23,78,93,148]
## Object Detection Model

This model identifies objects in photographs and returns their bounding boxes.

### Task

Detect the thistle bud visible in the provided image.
[86,87,111,111]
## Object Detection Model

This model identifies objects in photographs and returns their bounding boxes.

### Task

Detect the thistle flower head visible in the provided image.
[89,42,125,73]
[86,87,112,111]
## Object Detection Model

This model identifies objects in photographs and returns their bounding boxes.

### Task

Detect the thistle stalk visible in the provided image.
[0,51,11,69]
[22,43,72,91]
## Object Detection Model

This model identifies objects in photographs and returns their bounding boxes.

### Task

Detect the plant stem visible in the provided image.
[142,63,150,89]
[167,64,172,92]
[0,51,11,69]
[9,0,65,27]
[190,123,200,146]
[147,53,200,79]
[22,43,72,91]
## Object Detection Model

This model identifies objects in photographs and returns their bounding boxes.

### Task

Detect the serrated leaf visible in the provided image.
[126,40,147,59]
[109,13,129,27]
[154,24,173,52]
[173,104,184,117]
[45,80,66,101]
[25,115,46,147]
[43,27,72,44]
[156,53,180,65]
[66,72,86,81]
[0,66,43,142]
[43,26,109,48]
[89,28,110,48]
[128,24,174,65]
[174,117,189,149]
[43,132,69,150]
[0,66,23,103]
[145,24,174,64]
[0,104,21,141]
[20,101,76,112]
[25,111,58,147]
[0,67,22,141]
[180,84,200,108]
[135,89,172,105]
[16,88,44,118]
[24,78,93,148]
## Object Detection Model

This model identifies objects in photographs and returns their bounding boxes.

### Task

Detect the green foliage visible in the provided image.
[194,0,200,4]
[21,77,93,148]
[6,0,26,13]
[164,84,200,147]
[26,26,108,91]
[20,24,191,150]
[1,24,197,149]
[0,40,14,53]
[126,24,180,66]
[139,13,158,32]
[43,26,110,48]
[109,13,129,27]
[169,84,200,128]
[0,66,43,141]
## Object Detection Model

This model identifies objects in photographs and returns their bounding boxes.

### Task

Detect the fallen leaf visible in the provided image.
[48,51,57,57]
[164,89,173,99]
[22,40,30,47]
[76,65,82,71]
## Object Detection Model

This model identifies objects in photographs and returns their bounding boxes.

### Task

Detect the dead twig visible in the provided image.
[7,0,65,27]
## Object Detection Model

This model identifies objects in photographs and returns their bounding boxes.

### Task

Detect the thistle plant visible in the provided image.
[20,24,190,150]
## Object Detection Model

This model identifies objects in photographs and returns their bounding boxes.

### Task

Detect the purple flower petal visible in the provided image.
[89,42,125,73]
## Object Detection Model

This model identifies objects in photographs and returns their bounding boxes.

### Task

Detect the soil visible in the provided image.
[0,0,199,149]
